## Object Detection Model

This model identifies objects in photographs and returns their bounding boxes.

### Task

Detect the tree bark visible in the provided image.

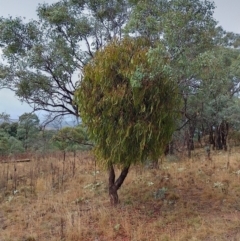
[108,163,130,205]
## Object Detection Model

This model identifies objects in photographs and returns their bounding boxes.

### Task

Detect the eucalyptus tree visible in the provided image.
[0,0,131,123]
[75,37,181,204]
[126,0,240,153]
[191,47,240,150]
[125,0,217,153]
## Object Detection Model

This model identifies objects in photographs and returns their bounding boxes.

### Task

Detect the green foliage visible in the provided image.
[17,113,40,151]
[126,0,217,50]
[29,129,58,154]
[0,130,10,155]
[75,37,181,167]
[0,131,24,155]
[52,125,91,151]
[0,111,92,155]
[0,122,18,137]
[193,47,240,126]
[8,136,25,154]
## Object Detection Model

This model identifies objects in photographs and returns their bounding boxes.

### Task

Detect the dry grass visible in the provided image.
[1,149,240,240]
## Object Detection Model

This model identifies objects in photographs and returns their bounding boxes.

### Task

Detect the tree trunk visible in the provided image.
[164,141,174,155]
[197,130,202,147]
[215,125,223,150]
[108,163,130,205]
[187,122,195,158]
[109,184,119,205]
[220,121,228,151]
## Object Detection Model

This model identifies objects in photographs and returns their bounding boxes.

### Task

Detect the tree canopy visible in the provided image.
[75,37,181,204]
[75,37,180,166]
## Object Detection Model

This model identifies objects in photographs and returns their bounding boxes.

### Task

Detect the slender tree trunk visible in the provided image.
[108,163,130,205]
[221,121,228,151]
[197,130,202,147]
[215,124,223,150]
[187,123,195,158]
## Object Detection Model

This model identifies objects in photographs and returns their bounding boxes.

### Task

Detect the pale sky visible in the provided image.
[0,0,240,119]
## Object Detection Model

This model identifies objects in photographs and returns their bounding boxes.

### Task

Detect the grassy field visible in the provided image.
[1,149,240,241]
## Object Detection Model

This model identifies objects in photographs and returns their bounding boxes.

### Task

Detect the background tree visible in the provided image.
[126,0,240,154]
[31,129,57,157]
[75,37,181,205]
[0,113,23,156]
[189,47,240,150]
[17,113,40,151]
[0,0,131,123]
[0,130,24,156]
[52,125,92,152]
[0,111,93,157]
[0,112,10,123]
[125,0,216,154]
[0,130,10,156]
[8,136,25,155]
[0,122,18,138]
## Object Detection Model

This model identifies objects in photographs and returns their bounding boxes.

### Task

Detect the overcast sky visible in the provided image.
[0,0,240,119]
